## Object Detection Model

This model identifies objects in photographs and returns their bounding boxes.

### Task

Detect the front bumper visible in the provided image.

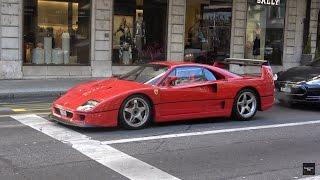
[276,81,320,104]
[50,106,119,127]
[49,114,91,127]
[277,91,320,103]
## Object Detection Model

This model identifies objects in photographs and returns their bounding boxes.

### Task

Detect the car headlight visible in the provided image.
[76,100,100,112]
[273,74,278,81]
[184,53,194,61]
[291,84,302,88]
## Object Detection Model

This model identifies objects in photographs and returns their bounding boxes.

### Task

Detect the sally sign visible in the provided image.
[257,0,280,6]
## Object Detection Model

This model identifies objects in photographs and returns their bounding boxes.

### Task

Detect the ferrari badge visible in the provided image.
[154,89,159,95]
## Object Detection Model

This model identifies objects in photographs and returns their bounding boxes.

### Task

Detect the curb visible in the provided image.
[0,91,66,101]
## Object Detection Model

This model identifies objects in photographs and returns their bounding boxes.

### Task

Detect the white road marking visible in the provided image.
[11,114,180,180]
[0,112,49,118]
[0,124,25,128]
[300,176,320,180]
[12,108,27,112]
[102,120,320,145]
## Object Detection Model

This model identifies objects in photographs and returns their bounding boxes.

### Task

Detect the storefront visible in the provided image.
[184,0,233,64]
[112,0,168,65]
[23,0,91,66]
[0,0,319,79]
[245,0,286,65]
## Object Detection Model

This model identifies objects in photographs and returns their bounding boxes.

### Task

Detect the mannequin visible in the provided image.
[62,32,70,64]
[115,18,132,64]
[253,35,261,57]
[252,23,261,58]
[134,13,146,57]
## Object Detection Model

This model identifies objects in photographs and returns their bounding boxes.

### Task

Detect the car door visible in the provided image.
[157,66,224,120]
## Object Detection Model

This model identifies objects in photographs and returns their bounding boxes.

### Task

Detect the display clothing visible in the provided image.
[116,22,133,64]
[52,48,64,64]
[25,43,33,63]
[62,32,70,64]
[32,47,45,64]
[122,50,131,65]
[134,19,146,52]
[44,37,52,64]
[253,36,261,56]
[54,29,63,48]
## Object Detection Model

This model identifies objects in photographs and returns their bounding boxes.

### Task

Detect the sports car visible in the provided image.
[50,59,275,129]
[275,60,320,105]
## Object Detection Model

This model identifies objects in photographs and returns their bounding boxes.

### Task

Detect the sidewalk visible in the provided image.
[0,78,103,100]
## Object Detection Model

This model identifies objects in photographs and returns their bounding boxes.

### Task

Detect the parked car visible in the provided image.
[50,60,275,129]
[275,60,320,105]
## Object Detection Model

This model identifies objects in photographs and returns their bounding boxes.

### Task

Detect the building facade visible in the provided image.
[0,0,319,79]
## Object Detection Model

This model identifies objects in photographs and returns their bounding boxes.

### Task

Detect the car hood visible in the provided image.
[277,66,320,82]
[54,78,150,110]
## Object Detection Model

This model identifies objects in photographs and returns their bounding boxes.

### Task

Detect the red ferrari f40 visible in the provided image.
[50,59,275,129]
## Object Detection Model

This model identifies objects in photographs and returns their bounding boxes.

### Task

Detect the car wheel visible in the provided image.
[119,95,152,130]
[232,89,258,121]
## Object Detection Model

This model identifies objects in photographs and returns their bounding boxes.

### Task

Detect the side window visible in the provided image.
[172,67,206,86]
[203,68,217,81]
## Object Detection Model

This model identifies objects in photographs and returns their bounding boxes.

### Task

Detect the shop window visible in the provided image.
[23,0,91,65]
[245,0,286,65]
[185,0,232,65]
[112,0,168,65]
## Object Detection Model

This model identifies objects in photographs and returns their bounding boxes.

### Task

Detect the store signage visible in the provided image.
[256,0,280,6]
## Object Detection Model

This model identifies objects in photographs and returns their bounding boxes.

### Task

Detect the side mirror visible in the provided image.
[164,76,178,87]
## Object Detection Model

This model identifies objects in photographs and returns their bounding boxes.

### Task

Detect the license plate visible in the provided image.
[60,109,67,117]
[281,87,291,93]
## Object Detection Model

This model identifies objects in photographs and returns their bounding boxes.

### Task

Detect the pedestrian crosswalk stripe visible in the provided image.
[299,175,320,179]
[11,114,180,180]
[0,112,49,118]
[12,108,27,112]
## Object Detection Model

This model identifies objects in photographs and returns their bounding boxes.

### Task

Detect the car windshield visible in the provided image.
[119,64,169,85]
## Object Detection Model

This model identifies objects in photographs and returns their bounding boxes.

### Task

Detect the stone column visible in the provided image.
[166,0,186,61]
[91,0,113,77]
[229,0,247,74]
[283,0,306,70]
[0,0,23,79]
[230,0,247,59]
[310,0,320,58]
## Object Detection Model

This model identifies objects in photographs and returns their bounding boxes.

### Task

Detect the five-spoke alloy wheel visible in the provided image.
[119,95,152,129]
[232,89,258,121]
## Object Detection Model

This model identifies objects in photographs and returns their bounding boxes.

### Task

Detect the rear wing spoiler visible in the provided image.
[215,58,269,67]
[214,58,273,80]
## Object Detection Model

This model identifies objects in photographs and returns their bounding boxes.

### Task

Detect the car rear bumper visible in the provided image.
[260,95,275,111]
[50,106,118,127]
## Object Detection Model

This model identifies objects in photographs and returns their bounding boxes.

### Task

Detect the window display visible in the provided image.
[185,0,232,65]
[113,0,168,65]
[245,0,286,65]
[23,0,91,65]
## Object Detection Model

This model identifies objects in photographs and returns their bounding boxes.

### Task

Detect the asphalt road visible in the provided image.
[0,98,320,180]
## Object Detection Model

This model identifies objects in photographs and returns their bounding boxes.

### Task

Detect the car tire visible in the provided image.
[118,95,152,130]
[232,89,258,121]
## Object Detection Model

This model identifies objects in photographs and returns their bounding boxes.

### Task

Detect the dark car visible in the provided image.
[275,60,320,105]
